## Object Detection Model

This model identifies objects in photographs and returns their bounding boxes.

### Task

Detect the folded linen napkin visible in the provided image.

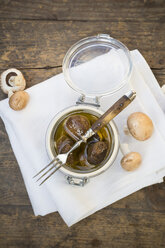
[0,50,165,227]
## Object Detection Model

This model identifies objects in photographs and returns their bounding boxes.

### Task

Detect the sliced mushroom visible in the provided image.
[64,114,90,141]
[127,112,154,141]
[87,141,108,165]
[0,68,26,95]
[56,135,75,165]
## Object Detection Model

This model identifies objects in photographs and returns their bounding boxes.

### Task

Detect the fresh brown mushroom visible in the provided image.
[120,143,142,171]
[9,91,29,111]
[0,68,29,111]
[121,152,142,171]
[127,112,154,141]
[64,114,90,141]
[87,141,108,165]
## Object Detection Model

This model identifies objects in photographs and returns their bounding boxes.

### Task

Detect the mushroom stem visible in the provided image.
[8,76,17,86]
[120,143,142,171]
[123,125,130,136]
[120,143,130,155]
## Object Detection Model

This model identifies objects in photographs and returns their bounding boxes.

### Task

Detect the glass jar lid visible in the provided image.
[62,34,132,97]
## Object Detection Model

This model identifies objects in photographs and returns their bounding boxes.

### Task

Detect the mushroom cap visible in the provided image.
[127,112,153,141]
[121,152,142,171]
[9,91,29,111]
[64,114,90,141]
[0,68,26,95]
[87,141,108,165]
[56,135,74,154]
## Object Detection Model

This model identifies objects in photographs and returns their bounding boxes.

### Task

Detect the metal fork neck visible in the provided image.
[67,128,95,155]
[81,128,95,143]
[67,139,83,155]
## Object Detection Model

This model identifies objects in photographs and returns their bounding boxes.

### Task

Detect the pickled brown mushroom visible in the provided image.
[79,136,104,167]
[64,115,90,141]
[87,141,108,165]
[56,135,74,165]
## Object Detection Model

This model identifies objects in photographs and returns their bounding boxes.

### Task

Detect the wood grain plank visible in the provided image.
[0,0,164,22]
[153,69,165,86]
[0,20,164,70]
[0,2,165,246]
[0,205,165,248]
[0,68,164,101]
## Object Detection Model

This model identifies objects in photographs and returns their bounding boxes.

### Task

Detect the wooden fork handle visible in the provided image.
[91,91,136,133]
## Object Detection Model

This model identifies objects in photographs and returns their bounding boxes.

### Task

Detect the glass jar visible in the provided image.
[46,34,132,186]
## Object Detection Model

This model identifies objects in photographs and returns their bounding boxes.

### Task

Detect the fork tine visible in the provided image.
[39,162,62,186]
[33,158,58,178]
[36,160,60,182]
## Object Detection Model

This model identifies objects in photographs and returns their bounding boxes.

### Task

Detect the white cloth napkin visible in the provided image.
[0,50,165,227]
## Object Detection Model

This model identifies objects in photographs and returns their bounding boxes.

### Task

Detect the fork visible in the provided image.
[33,90,136,185]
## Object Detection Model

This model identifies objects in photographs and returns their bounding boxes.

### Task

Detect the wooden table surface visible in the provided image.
[0,0,165,247]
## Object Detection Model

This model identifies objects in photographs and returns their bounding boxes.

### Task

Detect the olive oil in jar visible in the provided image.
[54,112,112,172]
